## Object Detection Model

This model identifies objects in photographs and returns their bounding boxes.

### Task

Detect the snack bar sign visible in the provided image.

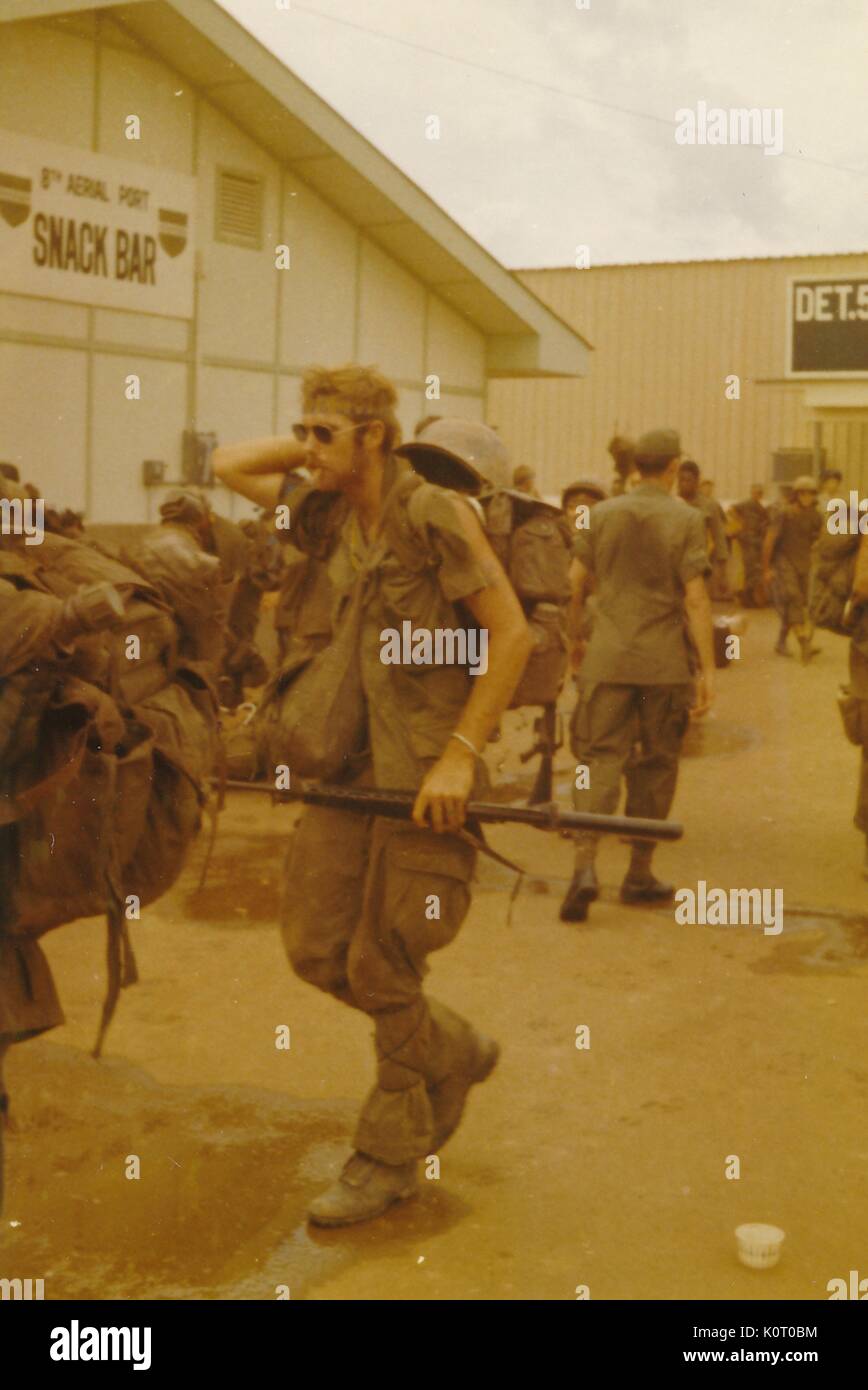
[788,275,868,377]
[0,130,194,317]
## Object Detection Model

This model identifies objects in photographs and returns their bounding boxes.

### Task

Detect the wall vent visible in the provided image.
[215,168,263,249]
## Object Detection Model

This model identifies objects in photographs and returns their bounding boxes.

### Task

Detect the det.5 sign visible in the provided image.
[788,276,868,377]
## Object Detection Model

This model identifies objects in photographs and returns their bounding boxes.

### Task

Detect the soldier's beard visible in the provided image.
[312,440,368,493]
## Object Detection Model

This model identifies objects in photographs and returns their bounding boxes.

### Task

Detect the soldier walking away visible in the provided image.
[560,428,715,923]
[214,365,532,1227]
[762,475,823,663]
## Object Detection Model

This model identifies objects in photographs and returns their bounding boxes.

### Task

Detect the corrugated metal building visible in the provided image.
[0,0,588,525]
[490,253,868,502]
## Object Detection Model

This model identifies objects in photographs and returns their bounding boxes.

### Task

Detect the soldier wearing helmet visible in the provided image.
[762,474,823,662]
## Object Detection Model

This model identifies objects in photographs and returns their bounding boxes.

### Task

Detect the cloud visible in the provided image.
[217,0,867,265]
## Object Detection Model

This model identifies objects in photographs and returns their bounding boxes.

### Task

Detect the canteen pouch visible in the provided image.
[509,601,567,709]
[256,579,368,780]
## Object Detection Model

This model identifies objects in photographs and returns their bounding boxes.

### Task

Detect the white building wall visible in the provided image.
[280,172,356,367]
[0,16,488,524]
[0,341,89,509]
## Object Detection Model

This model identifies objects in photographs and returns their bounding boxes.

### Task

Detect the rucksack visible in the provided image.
[0,532,220,1054]
[808,531,859,634]
[479,490,572,708]
[12,531,179,704]
[399,477,572,709]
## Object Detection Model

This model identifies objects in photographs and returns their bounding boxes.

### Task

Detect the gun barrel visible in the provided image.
[299,785,682,841]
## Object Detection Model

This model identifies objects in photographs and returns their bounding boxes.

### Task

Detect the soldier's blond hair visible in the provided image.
[301,365,400,450]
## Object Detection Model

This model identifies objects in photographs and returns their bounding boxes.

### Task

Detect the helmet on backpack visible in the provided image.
[396,419,510,494]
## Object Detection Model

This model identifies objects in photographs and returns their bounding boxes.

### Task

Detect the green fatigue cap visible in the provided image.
[636,428,681,459]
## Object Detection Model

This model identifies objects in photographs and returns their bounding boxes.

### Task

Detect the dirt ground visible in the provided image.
[3,608,867,1301]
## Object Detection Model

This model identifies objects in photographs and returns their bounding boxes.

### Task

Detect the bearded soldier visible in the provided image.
[214,365,531,1226]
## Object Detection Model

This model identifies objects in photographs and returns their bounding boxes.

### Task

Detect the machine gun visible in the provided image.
[219,778,683,843]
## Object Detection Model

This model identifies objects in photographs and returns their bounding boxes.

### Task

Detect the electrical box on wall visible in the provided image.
[142,459,167,486]
[772,447,827,482]
[182,430,218,487]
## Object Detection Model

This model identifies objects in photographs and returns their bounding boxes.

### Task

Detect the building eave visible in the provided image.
[0,0,589,377]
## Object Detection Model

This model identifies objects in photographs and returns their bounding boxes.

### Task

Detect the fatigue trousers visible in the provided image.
[280,805,478,1165]
[570,682,692,856]
[772,557,810,628]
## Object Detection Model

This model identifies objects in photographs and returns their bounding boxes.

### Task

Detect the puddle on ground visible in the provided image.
[752,909,868,975]
[1,1041,467,1300]
[681,718,763,759]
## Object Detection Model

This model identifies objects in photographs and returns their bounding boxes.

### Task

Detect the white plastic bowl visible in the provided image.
[735,1223,786,1269]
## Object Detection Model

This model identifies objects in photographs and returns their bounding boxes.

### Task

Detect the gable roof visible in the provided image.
[0,0,591,377]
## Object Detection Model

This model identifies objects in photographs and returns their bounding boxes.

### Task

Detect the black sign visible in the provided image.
[789,276,868,376]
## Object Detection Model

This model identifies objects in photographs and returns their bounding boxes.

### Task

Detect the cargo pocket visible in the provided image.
[280,804,369,979]
[382,829,475,974]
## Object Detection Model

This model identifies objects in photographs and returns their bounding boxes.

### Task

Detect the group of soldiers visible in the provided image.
[1,362,864,1230]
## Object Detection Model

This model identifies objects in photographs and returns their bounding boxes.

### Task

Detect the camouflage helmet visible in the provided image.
[395,418,510,494]
[792,474,818,494]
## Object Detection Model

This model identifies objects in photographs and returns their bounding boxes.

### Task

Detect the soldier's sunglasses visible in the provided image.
[292,422,362,446]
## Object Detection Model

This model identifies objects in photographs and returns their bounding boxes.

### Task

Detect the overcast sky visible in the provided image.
[217,0,867,268]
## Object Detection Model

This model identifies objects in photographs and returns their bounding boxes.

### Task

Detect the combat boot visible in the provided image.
[620,875,675,905]
[307,1152,418,1227]
[621,842,674,906]
[561,831,600,922]
[429,1034,500,1150]
[560,865,599,921]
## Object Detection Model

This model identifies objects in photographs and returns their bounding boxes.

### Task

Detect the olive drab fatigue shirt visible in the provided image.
[773,504,823,577]
[572,481,710,687]
[283,458,490,789]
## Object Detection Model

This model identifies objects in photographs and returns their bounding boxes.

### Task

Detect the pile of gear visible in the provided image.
[0,478,224,1065]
